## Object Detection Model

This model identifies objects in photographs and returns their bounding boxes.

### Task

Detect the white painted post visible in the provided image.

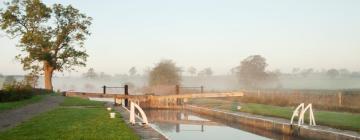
[130,102,135,124]
[338,92,342,107]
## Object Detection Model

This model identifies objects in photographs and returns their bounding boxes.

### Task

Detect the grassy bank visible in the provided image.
[0,97,140,140]
[0,95,45,112]
[60,96,105,107]
[189,98,360,132]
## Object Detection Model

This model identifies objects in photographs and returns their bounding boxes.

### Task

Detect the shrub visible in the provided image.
[0,81,33,102]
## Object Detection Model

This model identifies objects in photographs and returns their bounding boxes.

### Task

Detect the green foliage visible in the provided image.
[23,72,39,88]
[0,76,51,102]
[0,80,33,102]
[231,100,239,112]
[149,59,181,86]
[0,107,140,140]
[0,0,92,89]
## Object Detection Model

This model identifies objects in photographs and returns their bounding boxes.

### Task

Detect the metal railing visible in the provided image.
[129,101,149,125]
[291,103,316,126]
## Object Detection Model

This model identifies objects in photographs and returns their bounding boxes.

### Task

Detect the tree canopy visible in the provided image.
[149,60,181,86]
[235,55,270,88]
[129,67,137,76]
[0,0,92,90]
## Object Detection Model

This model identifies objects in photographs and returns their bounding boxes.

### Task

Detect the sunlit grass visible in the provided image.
[0,97,139,140]
[60,96,105,107]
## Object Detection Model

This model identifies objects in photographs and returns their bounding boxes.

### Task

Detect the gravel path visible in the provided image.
[0,95,64,132]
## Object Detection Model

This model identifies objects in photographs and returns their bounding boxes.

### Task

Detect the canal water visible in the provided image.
[144,109,299,140]
[88,98,302,139]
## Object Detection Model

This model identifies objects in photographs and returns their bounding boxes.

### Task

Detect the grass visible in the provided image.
[0,97,140,140]
[0,95,45,112]
[60,96,105,107]
[189,98,360,132]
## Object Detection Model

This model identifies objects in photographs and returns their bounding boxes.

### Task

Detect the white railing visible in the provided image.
[129,101,149,125]
[290,103,316,126]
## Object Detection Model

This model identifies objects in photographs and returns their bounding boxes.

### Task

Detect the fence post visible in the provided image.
[176,85,181,105]
[103,85,106,94]
[124,85,129,107]
[338,92,342,107]
[200,86,204,93]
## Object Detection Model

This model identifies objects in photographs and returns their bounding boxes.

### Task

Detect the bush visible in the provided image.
[0,81,33,102]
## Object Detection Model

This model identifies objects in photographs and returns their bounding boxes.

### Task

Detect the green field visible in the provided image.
[0,95,45,112]
[0,97,140,140]
[189,98,360,132]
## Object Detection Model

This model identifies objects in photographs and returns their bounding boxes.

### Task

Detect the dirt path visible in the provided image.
[0,95,64,132]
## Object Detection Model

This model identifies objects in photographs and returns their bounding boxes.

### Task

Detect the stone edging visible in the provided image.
[113,105,168,140]
[185,105,360,140]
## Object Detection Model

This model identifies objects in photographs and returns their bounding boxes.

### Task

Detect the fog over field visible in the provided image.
[1,71,360,93]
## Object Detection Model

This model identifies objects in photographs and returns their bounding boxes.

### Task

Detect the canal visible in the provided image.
[144,109,303,140]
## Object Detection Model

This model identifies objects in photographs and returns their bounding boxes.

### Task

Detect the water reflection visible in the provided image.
[144,109,271,140]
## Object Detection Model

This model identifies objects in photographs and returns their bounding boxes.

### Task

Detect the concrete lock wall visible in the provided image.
[185,105,360,140]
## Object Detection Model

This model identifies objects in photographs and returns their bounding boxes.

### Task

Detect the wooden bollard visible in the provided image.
[125,85,129,107]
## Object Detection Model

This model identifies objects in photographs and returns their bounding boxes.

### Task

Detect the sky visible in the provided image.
[1,0,360,76]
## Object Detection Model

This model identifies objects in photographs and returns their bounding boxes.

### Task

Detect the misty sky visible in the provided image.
[1,0,360,76]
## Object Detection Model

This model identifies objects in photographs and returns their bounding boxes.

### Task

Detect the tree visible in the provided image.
[149,60,181,86]
[3,76,16,87]
[235,55,269,88]
[187,66,197,76]
[83,68,97,79]
[129,67,137,76]
[0,0,92,90]
[99,72,111,79]
[327,69,339,78]
[339,68,350,76]
[300,68,314,77]
[198,67,213,76]
[24,72,39,88]
[292,68,300,74]
[230,67,237,75]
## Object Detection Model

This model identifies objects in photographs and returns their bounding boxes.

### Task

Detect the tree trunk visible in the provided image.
[44,61,54,91]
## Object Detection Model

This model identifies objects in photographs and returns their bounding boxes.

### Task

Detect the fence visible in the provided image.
[231,89,360,113]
